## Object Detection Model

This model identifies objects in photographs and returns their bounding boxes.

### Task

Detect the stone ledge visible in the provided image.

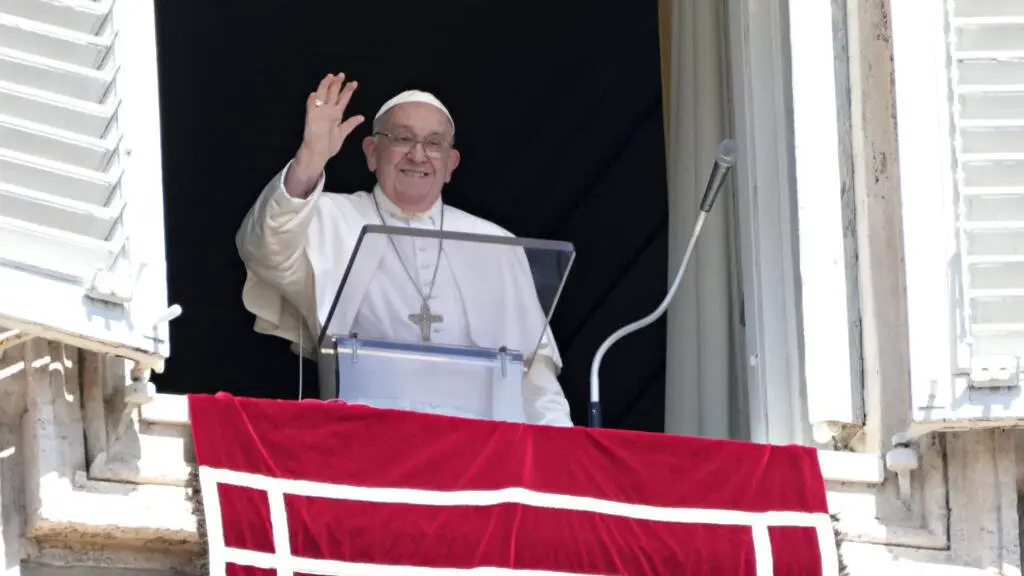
[28,471,198,549]
[23,562,194,576]
[24,544,199,576]
[818,450,885,485]
[89,424,193,487]
[139,394,189,426]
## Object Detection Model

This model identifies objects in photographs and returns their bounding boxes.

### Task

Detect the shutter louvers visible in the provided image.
[954,0,1024,371]
[0,1,123,283]
[890,0,1024,428]
[0,0,172,367]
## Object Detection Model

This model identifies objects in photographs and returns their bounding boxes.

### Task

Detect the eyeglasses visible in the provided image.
[373,131,452,158]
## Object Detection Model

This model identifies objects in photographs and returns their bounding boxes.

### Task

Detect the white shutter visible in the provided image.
[787,0,864,443]
[0,0,173,368]
[893,0,1024,431]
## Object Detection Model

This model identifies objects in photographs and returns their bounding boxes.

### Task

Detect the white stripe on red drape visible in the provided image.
[199,465,837,576]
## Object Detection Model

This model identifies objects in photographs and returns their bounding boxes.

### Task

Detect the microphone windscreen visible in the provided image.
[716,139,738,167]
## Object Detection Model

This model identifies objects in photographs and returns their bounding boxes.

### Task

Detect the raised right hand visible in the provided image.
[298,73,365,169]
[287,73,365,197]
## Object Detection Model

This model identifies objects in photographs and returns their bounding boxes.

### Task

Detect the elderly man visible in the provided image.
[236,73,573,426]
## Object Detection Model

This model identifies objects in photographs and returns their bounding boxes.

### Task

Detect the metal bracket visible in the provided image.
[109,305,183,437]
[115,361,157,436]
[151,305,182,332]
[885,433,920,504]
[498,346,509,378]
[969,354,1020,389]
[348,332,360,364]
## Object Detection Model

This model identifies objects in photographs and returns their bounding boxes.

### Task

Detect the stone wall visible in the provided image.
[834,431,1021,574]
[0,340,199,574]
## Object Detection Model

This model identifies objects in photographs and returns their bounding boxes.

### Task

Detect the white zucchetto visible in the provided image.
[374,89,454,133]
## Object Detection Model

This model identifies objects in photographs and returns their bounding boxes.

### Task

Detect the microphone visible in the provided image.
[701,139,738,212]
[588,138,738,429]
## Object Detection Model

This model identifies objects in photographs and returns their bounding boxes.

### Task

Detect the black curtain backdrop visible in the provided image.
[153,0,669,431]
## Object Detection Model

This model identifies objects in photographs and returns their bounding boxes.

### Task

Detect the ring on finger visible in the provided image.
[314,98,325,107]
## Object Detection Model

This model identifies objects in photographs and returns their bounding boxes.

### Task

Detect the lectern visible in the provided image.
[316,224,574,423]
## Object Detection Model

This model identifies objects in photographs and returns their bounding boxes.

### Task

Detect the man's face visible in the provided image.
[362,102,460,212]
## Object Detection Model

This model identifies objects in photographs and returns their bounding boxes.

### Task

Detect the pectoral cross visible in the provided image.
[408,301,443,342]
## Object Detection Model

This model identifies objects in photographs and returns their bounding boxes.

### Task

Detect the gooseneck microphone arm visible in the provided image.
[588,139,738,428]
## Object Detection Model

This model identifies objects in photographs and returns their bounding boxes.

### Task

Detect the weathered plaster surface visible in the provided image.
[0,341,199,574]
[845,0,909,457]
[834,431,1021,575]
[827,1,1023,574]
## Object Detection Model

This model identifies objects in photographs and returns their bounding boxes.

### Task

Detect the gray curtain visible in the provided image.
[661,0,746,439]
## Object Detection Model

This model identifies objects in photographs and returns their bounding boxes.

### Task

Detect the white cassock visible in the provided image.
[235,160,574,426]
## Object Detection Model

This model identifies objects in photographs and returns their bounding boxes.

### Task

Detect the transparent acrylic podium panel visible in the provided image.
[328,336,527,422]
[316,224,575,423]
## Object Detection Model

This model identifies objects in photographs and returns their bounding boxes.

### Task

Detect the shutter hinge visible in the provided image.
[968,355,1020,389]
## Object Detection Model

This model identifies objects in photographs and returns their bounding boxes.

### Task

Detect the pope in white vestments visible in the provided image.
[235,72,573,426]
